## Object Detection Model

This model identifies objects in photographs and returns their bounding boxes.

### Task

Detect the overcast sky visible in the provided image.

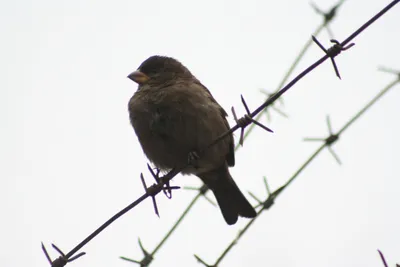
[1,0,399,266]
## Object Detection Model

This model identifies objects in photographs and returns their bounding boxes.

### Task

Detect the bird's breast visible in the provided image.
[128,86,229,173]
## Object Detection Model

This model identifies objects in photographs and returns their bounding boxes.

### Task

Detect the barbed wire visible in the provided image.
[120,2,346,264]
[378,249,400,267]
[194,69,400,266]
[41,0,400,266]
[240,0,347,144]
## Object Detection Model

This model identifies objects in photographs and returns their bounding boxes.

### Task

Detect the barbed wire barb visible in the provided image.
[204,70,400,266]
[120,239,153,267]
[249,176,275,209]
[263,176,272,195]
[140,173,159,217]
[247,191,263,206]
[120,186,209,265]
[43,1,399,265]
[42,167,164,266]
[125,2,398,265]
[241,95,274,134]
[311,0,346,38]
[117,3,348,265]
[42,242,85,267]
[231,95,273,146]
[304,115,341,164]
[146,164,180,199]
[312,37,354,79]
[238,0,346,149]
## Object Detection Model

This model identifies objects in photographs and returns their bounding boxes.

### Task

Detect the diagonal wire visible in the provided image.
[337,78,400,135]
[43,0,399,265]
[119,2,347,265]
[196,74,400,266]
[378,250,389,267]
[201,144,325,267]
[237,0,347,150]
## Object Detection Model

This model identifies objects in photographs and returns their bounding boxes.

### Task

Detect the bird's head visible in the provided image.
[127,56,193,87]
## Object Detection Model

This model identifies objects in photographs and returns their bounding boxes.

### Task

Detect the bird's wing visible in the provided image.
[194,80,235,167]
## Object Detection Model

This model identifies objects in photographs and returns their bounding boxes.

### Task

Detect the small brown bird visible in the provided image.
[127,56,256,225]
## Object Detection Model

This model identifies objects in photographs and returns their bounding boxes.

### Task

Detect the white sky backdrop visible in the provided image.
[1,0,399,266]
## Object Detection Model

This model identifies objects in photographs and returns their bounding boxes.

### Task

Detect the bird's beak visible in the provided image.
[127,70,149,84]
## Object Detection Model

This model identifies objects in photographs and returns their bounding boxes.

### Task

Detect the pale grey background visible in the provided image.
[1,0,399,266]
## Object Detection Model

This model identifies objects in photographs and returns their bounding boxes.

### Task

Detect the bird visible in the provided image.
[127,55,256,225]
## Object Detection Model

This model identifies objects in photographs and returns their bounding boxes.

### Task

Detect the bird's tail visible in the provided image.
[198,165,256,225]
